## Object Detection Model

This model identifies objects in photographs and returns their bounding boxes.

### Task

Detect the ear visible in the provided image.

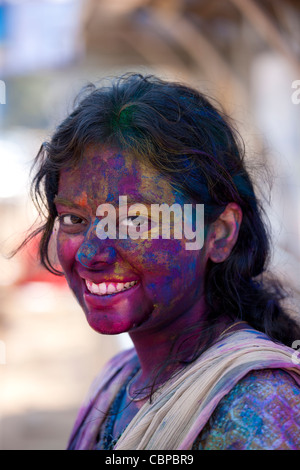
[206,203,242,263]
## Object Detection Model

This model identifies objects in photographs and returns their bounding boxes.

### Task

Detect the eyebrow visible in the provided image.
[54,195,162,208]
[54,196,87,210]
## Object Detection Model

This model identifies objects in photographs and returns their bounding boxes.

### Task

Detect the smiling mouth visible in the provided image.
[85,279,138,296]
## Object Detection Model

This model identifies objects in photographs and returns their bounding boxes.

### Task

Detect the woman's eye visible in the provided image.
[59,214,85,226]
[127,216,143,227]
[121,216,143,227]
[120,216,151,231]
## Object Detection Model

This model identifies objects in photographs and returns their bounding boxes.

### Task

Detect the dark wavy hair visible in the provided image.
[20,73,299,356]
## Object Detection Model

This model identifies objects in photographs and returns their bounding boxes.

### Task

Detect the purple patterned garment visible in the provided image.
[67,327,300,450]
[192,368,300,449]
[67,348,137,449]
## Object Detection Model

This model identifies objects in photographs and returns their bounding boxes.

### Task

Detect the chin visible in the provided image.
[84,310,139,336]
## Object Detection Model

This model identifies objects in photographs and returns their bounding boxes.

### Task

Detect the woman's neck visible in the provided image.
[129,312,233,394]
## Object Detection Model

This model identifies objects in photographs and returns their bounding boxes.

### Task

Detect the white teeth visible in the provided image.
[86,280,99,294]
[91,283,100,294]
[107,284,116,294]
[85,280,137,296]
[99,283,107,295]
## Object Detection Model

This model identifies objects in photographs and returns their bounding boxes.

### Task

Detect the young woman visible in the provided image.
[24,74,300,449]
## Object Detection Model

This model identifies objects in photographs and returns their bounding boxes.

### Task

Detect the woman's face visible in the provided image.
[55,145,210,336]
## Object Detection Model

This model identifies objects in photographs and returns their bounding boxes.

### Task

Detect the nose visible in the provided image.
[76,240,117,269]
[75,224,117,269]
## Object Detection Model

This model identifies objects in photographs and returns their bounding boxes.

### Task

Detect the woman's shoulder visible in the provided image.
[193,368,300,450]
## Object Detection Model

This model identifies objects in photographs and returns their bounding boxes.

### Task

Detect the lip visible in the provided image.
[83,279,140,308]
[83,277,139,285]
[77,266,139,286]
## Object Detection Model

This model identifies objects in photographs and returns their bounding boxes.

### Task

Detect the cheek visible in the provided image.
[56,233,83,270]
[130,238,205,294]
[126,238,181,270]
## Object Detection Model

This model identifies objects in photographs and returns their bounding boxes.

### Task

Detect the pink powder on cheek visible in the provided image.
[57,233,84,269]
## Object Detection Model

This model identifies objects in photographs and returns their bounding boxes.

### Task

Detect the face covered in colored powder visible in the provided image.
[55,145,211,337]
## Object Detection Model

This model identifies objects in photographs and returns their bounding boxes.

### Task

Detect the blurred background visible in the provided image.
[0,0,299,450]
